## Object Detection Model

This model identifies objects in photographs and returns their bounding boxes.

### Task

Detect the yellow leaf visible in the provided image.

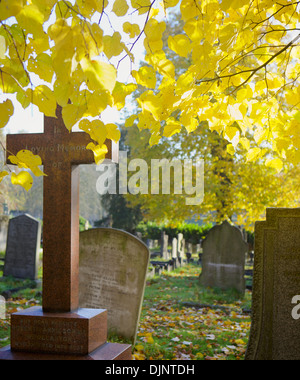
[11,171,33,192]
[16,4,45,37]
[168,35,191,58]
[149,132,161,146]
[62,104,85,130]
[265,158,283,173]
[79,119,107,146]
[226,143,235,155]
[0,99,14,129]
[112,82,137,110]
[246,147,261,162]
[26,85,56,117]
[132,66,157,89]
[125,114,138,127]
[163,117,181,137]
[103,32,124,60]
[112,0,129,16]
[87,142,108,165]
[144,333,154,344]
[123,22,140,39]
[27,53,54,83]
[0,36,6,59]
[0,0,23,20]
[106,123,121,143]
[131,0,151,14]
[8,150,45,177]
[80,57,117,93]
[163,0,180,8]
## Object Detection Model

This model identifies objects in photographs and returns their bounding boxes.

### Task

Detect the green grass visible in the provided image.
[134,264,251,360]
[0,263,252,359]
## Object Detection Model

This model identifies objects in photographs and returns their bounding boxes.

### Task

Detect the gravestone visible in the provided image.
[246,208,300,360]
[177,233,185,265]
[0,106,131,361]
[4,214,41,280]
[160,231,169,260]
[79,228,150,344]
[199,221,247,294]
[0,216,9,252]
[172,237,178,267]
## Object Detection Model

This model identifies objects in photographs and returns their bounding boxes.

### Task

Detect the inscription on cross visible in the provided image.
[6,106,118,313]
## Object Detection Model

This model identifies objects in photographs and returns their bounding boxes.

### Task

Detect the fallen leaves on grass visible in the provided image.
[133,265,251,360]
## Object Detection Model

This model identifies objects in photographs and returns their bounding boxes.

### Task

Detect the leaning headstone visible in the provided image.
[79,228,150,344]
[3,214,41,280]
[0,216,9,253]
[199,221,247,294]
[246,208,300,360]
[160,231,169,260]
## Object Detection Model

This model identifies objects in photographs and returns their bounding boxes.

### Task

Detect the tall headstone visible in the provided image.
[199,221,247,294]
[246,208,300,360]
[160,231,169,260]
[172,237,178,265]
[79,228,150,344]
[4,214,41,280]
[0,216,9,253]
[0,106,131,361]
[177,233,185,264]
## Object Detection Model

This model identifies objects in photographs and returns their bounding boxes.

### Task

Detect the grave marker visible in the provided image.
[199,221,247,294]
[246,208,300,360]
[4,214,41,280]
[160,231,169,260]
[0,106,131,360]
[79,228,150,344]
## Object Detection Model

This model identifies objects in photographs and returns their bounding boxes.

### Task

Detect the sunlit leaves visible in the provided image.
[168,34,191,58]
[80,57,117,92]
[8,150,45,177]
[132,66,157,89]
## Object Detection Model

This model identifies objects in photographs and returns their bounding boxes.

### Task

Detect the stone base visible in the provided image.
[10,306,107,355]
[0,343,132,360]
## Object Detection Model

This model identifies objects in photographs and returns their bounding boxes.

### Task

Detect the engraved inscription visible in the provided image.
[12,318,86,354]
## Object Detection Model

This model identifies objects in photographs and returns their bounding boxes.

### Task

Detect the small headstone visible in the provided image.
[246,208,300,360]
[199,221,247,294]
[160,231,169,260]
[3,214,41,280]
[0,216,9,252]
[79,228,150,344]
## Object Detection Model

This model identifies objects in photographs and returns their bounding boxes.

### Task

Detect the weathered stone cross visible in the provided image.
[6,106,118,313]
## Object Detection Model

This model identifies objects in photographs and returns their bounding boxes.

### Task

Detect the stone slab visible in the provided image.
[10,306,107,355]
[79,228,149,344]
[246,208,300,360]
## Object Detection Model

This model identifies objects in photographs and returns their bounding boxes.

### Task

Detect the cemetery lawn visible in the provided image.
[133,264,252,360]
[0,264,251,360]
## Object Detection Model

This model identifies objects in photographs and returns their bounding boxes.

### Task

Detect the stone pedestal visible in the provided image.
[0,306,132,361]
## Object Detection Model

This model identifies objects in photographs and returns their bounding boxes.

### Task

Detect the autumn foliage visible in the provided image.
[0,0,300,191]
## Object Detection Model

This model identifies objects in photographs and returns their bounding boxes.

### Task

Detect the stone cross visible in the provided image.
[6,106,118,313]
